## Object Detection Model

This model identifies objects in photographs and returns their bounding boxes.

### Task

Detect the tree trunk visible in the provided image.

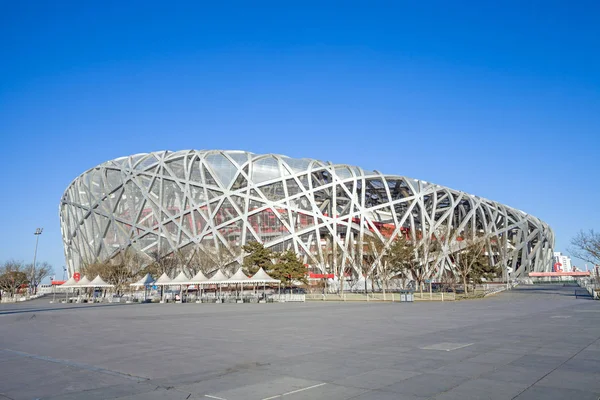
[463,275,468,295]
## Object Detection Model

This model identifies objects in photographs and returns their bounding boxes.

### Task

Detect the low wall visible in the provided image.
[306,292,456,302]
[577,278,599,299]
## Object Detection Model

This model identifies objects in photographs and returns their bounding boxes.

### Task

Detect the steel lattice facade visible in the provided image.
[60,150,554,279]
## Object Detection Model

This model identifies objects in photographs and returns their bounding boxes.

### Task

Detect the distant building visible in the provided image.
[553,252,572,272]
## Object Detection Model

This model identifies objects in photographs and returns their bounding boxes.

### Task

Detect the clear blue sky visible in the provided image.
[1,1,599,279]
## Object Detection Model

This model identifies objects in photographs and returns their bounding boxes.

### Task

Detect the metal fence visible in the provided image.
[306,291,455,302]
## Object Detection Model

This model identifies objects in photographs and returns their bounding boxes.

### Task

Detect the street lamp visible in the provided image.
[31,228,43,294]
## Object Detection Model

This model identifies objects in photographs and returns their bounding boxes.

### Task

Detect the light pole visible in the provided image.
[62,266,67,281]
[31,228,43,294]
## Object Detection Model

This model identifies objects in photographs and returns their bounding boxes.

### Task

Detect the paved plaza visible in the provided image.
[1,285,599,400]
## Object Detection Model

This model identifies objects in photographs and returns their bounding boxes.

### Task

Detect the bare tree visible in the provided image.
[26,261,53,294]
[570,230,600,266]
[343,236,366,293]
[439,267,458,293]
[417,228,446,292]
[387,235,420,293]
[214,244,240,274]
[321,235,346,296]
[172,247,197,276]
[362,234,405,298]
[82,248,145,294]
[111,248,146,293]
[145,251,179,278]
[489,232,512,282]
[188,244,242,277]
[192,247,216,275]
[319,236,341,294]
[359,234,378,292]
[0,260,29,300]
[81,261,110,281]
[451,235,489,295]
[392,235,432,297]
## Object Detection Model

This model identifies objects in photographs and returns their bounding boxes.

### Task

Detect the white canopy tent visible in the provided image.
[227,269,250,302]
[249,268,281,300]
[170,271,190,285]
[90,275,114,288]
[154,273,172,302]
[154,273,172,286]
[129,273,156,301]
[171,271,190,302]
[130,273,155,287]
[71,276,94,302]
[74,276,93,288]
[183,270,209,285]
[227,268,250,283]
[249,268,280,284]
[206,270,229,300]
[86,275,113,302]
[59,276,78,288]
[182,271,209,301]
[62,275,93,301]
[207,270,228,283]
[56,276,78,302]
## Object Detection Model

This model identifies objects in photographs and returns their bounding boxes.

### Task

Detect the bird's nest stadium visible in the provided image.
[59,150,554,280]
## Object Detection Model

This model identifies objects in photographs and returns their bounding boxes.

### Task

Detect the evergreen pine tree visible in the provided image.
[271,250,308,287]
[242,242,274,276]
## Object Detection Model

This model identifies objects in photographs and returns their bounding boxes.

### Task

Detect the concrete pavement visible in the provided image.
[0,285,598,399]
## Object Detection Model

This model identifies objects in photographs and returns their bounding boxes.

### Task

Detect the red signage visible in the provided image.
[73,272,81,282]
[309,273,335,279]
[553,262,563,272]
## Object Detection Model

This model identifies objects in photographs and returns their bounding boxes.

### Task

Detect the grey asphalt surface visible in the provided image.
[0,285,599,400]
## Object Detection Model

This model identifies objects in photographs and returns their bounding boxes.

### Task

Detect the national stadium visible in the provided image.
[59,150,554,281]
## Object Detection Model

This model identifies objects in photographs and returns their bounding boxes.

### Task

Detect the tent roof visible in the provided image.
[207,270,228,283]
[75,276,93,287]
[90,275,114,287]
[183,270,209,285]
[249,267,280,283]
[170,271,190,285]
[227,268,250,283]
[60,276,78,287]
[154,272,172,285]
[130,273,155,287]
